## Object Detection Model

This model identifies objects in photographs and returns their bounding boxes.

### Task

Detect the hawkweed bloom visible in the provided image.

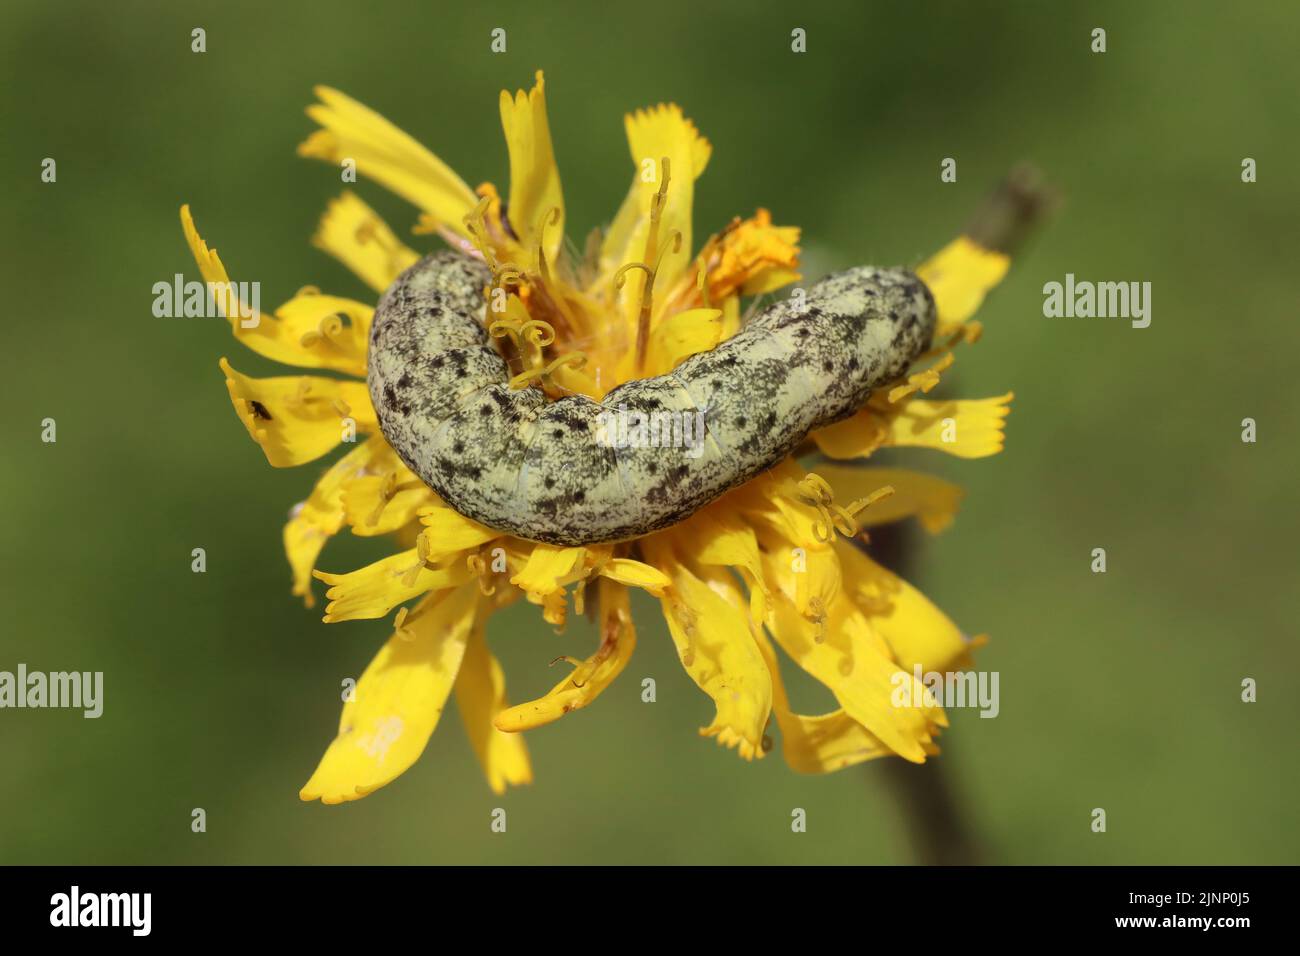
[181,72,1018,803]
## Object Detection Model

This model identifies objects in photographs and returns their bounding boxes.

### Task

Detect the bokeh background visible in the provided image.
[2,0,1296,864]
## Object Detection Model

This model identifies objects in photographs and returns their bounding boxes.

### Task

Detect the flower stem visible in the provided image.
[864,518,983,865]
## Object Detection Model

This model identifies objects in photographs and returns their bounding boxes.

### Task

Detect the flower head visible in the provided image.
[181,71,1021,803]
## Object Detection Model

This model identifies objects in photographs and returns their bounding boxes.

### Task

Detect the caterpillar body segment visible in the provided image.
[368,251,936,545]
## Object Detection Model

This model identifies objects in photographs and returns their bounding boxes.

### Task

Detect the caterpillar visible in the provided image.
[368,251,936,546]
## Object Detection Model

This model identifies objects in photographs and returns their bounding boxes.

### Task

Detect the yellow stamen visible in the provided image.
[494,262,526,288]
[697,261,712,309]
[532,206,583,337]
[631,156,672,373]
[793,473,896,543]
[653,231,683,272]
[393,606,414,641]
[400,533,431,588]
[886,352,955,404]
[285,378,314,409]
[366,472,398,526]
[460,196,526,288]
[917,319,984,363]
[465,553,496,596]
[508,351,587,391]
[613,260,652,291]
[531,207,562,274]
[489,318,556,349]
[461,196,493,247]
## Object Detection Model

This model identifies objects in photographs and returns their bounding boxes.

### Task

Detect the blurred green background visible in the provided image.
[2,0,1297,865]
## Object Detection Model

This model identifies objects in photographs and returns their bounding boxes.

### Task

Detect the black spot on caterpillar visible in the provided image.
[368,251,936,546]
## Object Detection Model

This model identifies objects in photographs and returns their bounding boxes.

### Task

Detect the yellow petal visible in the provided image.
[743,267,801,296]
[179,204,247,324]
[300,585,479,804]
[495,578,636,731]
[342,473,436,537]
[885,393,1013,458]
[509,544,586,598]
[837,540,980,673]
[680,508,768,623]
[685,208,801,307]
[507,543,610,630]
[219,358,376,467]
[498,70,564,262]
[760,547,943,762]
[802,465,964,534]
[718,293,742,341]
[598,558,669,596]
[738,460,835,552]
[600,104,711,309]
[455,623,533,794]
[183,206,372,374]
[268,292,373,377]
[683,509,764,582]
[546,354,603,401]
[314,548,473,623]
[539,588,569,628]
[299,86,479,236]
[643,540,771,759]
[745,501,842,625]
[419,505,501,556]
[644,307,722,376]
[916,236,1010,335]
[285,434,392,607]
[811,407,888,459]
[753,626,899,773]
[312,192,420,293]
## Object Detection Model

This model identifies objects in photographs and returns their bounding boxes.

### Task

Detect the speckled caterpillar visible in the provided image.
[368,251,936,545]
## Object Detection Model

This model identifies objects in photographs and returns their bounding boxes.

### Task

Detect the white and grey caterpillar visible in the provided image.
[368,251,936,546]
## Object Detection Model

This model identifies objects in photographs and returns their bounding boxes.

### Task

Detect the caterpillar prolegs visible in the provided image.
[368,251,936,546]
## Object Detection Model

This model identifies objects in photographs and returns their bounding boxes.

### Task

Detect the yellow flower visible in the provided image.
[181,70,1020,803]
